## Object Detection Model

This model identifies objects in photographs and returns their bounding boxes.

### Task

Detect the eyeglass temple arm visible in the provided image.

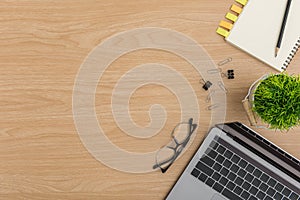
[161,161,174,173]
[188,118,197,134]
[190,123,197,133]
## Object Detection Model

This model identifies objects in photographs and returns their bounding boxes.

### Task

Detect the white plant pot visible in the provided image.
[242,74,270,129]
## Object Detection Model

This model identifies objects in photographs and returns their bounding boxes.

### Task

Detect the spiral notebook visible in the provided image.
[217,0,300,72]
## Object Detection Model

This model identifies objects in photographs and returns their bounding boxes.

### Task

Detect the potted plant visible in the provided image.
[247,73,300,131]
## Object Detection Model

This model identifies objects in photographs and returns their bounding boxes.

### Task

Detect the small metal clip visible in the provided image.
[218,81,228,93]
[206,90,215,103]
[218,57,232,66]
[207,104,219,110]
[221,72,228,78]
[207,68,222,74]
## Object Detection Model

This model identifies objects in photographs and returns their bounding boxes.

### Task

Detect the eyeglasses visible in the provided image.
[153,118,197,173]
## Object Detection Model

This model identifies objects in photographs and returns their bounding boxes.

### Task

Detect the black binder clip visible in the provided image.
[200,79,213,91]
[227,69,234,79]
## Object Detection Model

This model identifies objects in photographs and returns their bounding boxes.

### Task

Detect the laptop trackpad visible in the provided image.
[211,194,226,200]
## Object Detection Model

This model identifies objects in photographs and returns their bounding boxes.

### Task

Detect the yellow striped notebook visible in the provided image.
[217,0,300,71]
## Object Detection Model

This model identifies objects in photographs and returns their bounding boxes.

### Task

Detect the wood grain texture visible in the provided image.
[0,0,299,199]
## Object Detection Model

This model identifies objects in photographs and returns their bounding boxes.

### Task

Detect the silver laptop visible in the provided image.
[166,122,300,200]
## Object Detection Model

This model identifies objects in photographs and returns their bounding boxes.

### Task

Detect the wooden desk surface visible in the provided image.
[0,0,299,199]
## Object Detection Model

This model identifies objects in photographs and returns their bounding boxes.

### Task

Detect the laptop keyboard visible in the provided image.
[190,136,300,200]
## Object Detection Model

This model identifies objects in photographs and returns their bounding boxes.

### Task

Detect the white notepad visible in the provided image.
[217,0,300,72]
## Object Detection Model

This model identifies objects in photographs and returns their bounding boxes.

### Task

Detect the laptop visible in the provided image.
[166,122,300,200]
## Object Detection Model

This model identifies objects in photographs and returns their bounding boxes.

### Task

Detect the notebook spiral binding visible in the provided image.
[282,36,300,70]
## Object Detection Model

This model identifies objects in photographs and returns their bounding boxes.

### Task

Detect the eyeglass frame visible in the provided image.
[153,118,197,173]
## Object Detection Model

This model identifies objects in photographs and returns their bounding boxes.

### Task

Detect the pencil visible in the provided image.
[275,0,292,57]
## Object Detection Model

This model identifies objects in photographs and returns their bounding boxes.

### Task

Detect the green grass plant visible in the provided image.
[253,73,300,131]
